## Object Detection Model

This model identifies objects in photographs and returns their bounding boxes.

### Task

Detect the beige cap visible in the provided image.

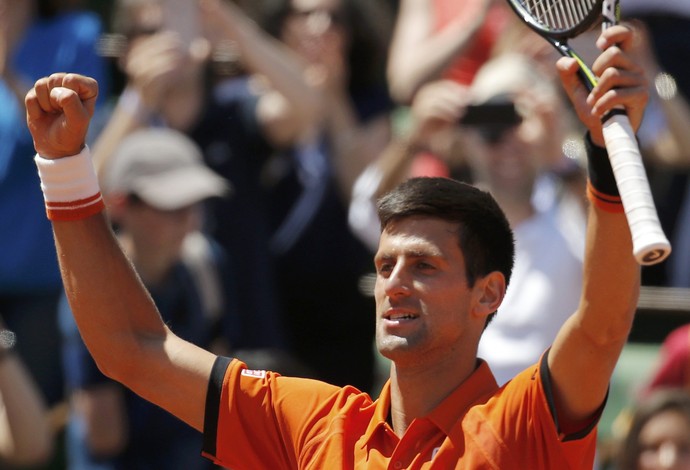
[104,128,230,210]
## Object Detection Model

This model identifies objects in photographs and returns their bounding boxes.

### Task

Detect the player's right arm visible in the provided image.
[26,73,216,432]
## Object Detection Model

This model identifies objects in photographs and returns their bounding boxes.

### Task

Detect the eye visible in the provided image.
[375,260,393,276]
[416,261,435,271]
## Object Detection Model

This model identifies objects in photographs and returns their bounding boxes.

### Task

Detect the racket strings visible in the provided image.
[522,0,598,31]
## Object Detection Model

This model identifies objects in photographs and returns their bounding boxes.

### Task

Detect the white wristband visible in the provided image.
[34,146,105,221]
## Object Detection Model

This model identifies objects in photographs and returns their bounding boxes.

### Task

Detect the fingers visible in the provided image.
[25,73,98,158]
[595,24,635,53]
[62,74,99,108]
[557,56,605,144]
[28,73,98,114]
[590,25,649,131]
[414,80,468,124]
[556,56,590,110]
[24,86,44,122]
[588,67,648,118]
[31,74,62,114]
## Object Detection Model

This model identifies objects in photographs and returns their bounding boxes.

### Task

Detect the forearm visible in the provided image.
[326,90,391,200]
[54,213,169,379]
[374,136,421,200]
[53,212,216,431]
[548,202,639,423]
[214,3,321,129]
[92,97,147,178]
[0,355,53,466]
[579,139,640,340]
[579,206,640,341]
[387,7,486,103]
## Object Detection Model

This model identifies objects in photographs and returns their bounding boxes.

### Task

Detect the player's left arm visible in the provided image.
[547,25,645,426]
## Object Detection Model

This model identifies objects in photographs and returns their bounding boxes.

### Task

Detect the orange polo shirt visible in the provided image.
[202,353,600,469]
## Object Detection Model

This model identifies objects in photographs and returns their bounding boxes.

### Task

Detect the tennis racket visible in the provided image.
[504,0,671,266]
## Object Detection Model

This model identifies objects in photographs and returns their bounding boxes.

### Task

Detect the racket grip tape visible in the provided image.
[601,114,672,265]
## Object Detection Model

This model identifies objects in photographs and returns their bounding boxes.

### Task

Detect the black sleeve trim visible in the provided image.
[540,350,606,443]
[202,356,233,457]
[540,350,559,427]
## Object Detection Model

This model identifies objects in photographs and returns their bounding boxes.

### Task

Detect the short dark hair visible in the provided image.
[377,177,514,322]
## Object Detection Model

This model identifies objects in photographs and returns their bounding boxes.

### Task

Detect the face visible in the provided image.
[282,0,348,65]
[463,92,554,199]
[124,201,201,268]
[638,409,690,470]
[464,111,538,198]
[374,216,486,367]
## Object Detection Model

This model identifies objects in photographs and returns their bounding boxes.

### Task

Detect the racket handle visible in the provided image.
[602,113,672,265]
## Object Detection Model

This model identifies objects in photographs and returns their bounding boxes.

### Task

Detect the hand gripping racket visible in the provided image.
[504,0,672,265]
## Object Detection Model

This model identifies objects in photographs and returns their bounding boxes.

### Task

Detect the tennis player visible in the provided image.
[26,24,646,468]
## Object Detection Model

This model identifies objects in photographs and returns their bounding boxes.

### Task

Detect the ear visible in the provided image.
[471,271,506,321]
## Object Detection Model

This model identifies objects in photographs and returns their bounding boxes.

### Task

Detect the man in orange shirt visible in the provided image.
[25,24,645,469]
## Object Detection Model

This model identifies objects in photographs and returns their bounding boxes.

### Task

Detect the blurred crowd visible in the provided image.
[1,0,689,469]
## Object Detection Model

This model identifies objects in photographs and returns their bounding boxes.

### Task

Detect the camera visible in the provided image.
[458,101,522,127]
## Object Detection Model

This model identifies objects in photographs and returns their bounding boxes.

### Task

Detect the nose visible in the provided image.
[382,263,412,299]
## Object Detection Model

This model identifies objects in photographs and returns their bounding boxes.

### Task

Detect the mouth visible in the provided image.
[383,310,419,323]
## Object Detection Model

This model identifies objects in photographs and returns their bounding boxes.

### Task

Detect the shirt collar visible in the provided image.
[427,359,499,435]
[362,359,499,446]
[361,380,395,448]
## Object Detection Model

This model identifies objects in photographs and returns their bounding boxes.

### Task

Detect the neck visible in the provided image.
[388,349,477,436]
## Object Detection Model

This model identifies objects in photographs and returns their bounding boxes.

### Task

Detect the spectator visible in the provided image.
[190,0,326,350]
[88,0,322,353]
[640,324,690,398]
[384,0,516,192]
[90,0,209,172]
[0,0,108,414]
[386,0,511,104]
[0,321,54,468]
[616,389,690,470]
[348,78,471,252]
[251,0,395,393]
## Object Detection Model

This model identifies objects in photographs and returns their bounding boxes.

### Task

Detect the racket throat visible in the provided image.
[550,39,598,91]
